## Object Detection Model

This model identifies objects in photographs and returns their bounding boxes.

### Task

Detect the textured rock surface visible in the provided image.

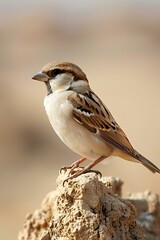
[18,170,160,240]
[128,191,160,240]
[18,191,55,240]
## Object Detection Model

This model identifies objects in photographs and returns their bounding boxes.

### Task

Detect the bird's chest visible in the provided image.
[43,92,112,160]
[44,92,73,136]
[44,92,89,153]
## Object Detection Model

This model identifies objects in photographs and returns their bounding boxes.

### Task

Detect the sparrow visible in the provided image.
[32,61,160,180]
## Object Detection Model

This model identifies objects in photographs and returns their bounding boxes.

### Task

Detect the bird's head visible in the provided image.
[32,61,89,94]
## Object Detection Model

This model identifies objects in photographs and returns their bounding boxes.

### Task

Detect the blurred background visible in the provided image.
[0,0,160,239]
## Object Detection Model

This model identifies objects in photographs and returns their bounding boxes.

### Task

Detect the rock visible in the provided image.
[18,169,159,240]
[128,191,160,240]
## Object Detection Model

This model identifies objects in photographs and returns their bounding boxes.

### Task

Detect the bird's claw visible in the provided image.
[60,163,84,174]
[62,168,102,186]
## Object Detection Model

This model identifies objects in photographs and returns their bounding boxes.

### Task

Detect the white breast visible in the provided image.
[44,91,113,160]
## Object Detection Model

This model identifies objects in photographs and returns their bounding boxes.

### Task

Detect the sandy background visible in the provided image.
[0,1,160,239]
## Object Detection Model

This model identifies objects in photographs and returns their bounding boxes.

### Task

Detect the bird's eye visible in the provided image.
[48,68,63,78]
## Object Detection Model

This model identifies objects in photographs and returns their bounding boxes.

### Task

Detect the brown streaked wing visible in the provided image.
[69,91,134,155]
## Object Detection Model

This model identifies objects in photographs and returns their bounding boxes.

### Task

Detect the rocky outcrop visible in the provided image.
[18,170,160,240]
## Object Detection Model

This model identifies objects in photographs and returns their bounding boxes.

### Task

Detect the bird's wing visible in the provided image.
[68,90,134,155]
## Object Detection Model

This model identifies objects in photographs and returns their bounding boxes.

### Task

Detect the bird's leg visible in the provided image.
[63,156,106,184]
[70,157,87,171]
[60,157,87,173]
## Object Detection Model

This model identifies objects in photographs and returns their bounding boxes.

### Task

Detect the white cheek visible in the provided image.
[50,79,58,91]
[50,73,74,92]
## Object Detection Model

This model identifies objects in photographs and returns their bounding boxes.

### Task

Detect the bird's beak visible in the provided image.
[32,71,49,82]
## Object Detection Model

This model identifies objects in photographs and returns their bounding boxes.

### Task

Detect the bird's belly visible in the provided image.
[44,93,113,160]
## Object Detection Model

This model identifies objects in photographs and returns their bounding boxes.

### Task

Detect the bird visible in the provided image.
[32,61,160,180]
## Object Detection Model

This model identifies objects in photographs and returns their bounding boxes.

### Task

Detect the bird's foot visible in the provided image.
[61,156,105,186]
[60,164,83,174]
[60,157,87,174]
[63,167,102,186]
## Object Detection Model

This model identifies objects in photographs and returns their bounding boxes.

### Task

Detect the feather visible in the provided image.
[69,91,134,154]
[68,90,160,174]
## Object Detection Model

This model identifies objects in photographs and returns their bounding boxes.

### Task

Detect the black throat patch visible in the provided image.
[45,82,52,95]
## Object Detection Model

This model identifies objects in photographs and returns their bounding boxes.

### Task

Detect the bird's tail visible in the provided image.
[133,150,160,174]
